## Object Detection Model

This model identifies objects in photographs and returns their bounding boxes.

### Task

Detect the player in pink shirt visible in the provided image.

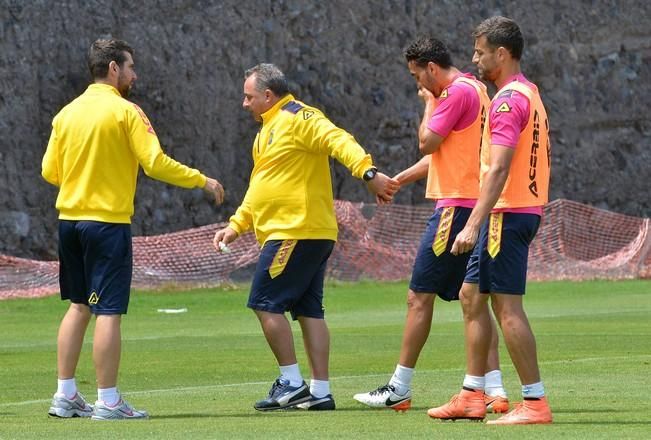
[488,73,542,215]
[429,16,552,425]
[353,36,510,415]
[427,73,483,209]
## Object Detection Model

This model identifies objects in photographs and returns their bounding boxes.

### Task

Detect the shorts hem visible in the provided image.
[92,309,127,315]
[480,288,524,295]
[291,312,325,320]
[247,303,285,314]
[408,284,437,294]
[409,285,458,302]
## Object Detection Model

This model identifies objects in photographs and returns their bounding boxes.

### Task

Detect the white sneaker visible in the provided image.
[353,384,412,411]
[48,392,93,418]
[91,398,149,420]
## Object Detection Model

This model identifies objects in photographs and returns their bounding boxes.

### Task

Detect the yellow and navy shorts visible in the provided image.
[248,239,335,320]
[478,213,541,295]
[409,206,474,301]
[58,220,132,315]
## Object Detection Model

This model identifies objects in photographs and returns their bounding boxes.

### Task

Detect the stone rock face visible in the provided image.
[1,1,649,259]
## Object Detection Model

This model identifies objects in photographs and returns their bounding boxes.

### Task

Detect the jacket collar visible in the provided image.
[87,83,121,96]
[260,94,295,124]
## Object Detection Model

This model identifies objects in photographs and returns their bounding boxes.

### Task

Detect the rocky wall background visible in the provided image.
[1,0,649,259]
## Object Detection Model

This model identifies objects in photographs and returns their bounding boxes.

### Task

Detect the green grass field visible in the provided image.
[1,279,650,439]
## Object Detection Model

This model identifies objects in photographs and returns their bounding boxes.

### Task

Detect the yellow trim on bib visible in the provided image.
[432,207,455,256]
[488,213,503,258]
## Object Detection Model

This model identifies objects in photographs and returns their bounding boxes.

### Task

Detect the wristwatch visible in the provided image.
[362,167,378,182]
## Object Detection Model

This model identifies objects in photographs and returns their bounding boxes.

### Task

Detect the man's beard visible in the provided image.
[117,74,131,98]
[118,83,131,98]
[478,66,495,82]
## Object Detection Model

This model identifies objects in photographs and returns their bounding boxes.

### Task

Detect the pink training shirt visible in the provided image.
[489,73,542,216]
[427,72,480,209]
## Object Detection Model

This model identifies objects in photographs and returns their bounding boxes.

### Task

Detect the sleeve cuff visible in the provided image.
[228,221,244,236]
[354,155,374,179]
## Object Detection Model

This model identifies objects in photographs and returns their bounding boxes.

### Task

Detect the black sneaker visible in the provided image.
[254,378,311,411]
[296,394,336,411]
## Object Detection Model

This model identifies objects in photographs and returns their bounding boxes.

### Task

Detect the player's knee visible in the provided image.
[491,296,524,323]
[459,286,485,318]
[406,290,433,312]
[69,302,92,318]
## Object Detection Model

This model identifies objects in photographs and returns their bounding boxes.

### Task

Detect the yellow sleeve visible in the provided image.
[228,187,254,235]
[41,123,60,187]
[126,104,206,188]
[294,109,374,178]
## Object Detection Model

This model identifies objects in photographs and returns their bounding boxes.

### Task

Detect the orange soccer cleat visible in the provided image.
[487,396,552,425]
[427,389,486,421]
[484,394,510,413]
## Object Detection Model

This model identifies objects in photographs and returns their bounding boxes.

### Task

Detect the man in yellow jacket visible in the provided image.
[42,38,224,420]
[213,63,399,411]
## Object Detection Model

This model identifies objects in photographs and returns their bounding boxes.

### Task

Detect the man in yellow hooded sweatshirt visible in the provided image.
[42,38,224,420]
[213,63,399,412]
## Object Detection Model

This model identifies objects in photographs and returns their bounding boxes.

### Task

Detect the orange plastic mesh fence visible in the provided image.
[1,199,649,300]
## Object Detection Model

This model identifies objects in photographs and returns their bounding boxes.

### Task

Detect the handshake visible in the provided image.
[365,170,400,206]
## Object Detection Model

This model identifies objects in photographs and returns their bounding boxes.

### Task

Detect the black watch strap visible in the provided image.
[362,167,378,182]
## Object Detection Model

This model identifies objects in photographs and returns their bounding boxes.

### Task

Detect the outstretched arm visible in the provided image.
[294,108,400,203]
[394,155,429,187]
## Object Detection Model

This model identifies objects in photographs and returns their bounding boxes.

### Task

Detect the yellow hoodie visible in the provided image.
[42,84,206,223]
[229,94,374,245]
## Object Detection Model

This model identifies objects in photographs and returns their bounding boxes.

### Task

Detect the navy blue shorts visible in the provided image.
[248,239,335,320]
[478,213,541,295]
[58,220,132,315]
[409,206,474,301]
[463,243,480,284]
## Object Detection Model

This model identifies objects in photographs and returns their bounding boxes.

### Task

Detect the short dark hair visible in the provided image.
[88,38,134,79]
[244,63,290,97]
[473,16,523,60]
[403,36,453,69]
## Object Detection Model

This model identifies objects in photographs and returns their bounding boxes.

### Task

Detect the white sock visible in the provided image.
[97,387,120,406]
[388,364,413,395]
[57,378,77,399]
[462,374,485,391]
[485,370,508,397]
[310,379,330,398]
[522,381,545,399]
[279,363,303,387]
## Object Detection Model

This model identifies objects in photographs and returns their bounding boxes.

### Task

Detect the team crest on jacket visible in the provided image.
[302,110,314,120]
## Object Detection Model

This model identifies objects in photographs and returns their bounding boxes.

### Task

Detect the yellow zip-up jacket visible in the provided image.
[41,83,206,224]
[229,94,374,245]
